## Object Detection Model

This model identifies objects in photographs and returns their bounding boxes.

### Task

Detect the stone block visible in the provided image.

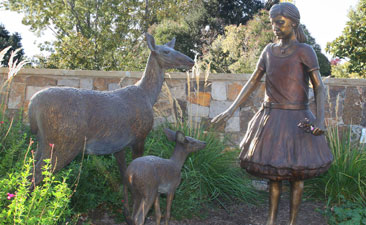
[209,100,239,118]
[80,78,93,90]
[26,76,57,86]
[57,79,79,88]
[93,78,108,91]
[225,116,240,132]
[167,82,186,100]
[227,82,243,101]
[12,75,27,83]
[186,80,211,94]
[211,81,227,101]
[187,92,211,107]
[108,83,120,91]
[8,82,26,109]
[343,87,362,124]
[26,86,51,100]
[187,103,209,117]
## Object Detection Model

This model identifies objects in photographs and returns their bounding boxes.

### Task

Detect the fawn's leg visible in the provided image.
[266,180,282,225]
[154,194,162,225]
[289,180,304,225]
[165,192,175,225]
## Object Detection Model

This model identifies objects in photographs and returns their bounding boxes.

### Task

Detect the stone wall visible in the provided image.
[1,67,366,145]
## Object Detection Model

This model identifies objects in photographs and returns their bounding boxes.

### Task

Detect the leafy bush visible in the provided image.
[324,197,366,225]
[306,126,366,204]
[0,145,74,224]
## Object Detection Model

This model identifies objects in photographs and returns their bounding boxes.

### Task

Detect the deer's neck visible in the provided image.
[170,147,188,169]
[137,53,164,105]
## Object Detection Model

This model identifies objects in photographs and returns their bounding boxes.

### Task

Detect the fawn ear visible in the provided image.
[164,128,176,142]
[165,37,176,49]
[175,131,186,144]
[146,33,156,52]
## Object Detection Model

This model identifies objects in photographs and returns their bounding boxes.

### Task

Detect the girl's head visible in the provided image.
[269,3,307,43]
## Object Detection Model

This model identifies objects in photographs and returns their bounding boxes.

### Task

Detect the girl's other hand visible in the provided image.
[211,108,234,124]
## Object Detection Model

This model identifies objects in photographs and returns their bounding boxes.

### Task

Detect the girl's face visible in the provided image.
[270,15,295,40]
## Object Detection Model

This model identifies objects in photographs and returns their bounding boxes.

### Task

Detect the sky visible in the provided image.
[0,0,360,60]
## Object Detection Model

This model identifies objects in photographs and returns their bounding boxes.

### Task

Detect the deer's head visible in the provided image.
[146,33,194,70]
[164,128,206,153]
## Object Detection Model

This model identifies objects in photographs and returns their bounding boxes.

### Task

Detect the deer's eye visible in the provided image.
[162,50,170,54]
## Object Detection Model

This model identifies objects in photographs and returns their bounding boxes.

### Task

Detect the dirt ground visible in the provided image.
[81,193,328,225]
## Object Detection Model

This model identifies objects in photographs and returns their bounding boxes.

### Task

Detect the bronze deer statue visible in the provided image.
[124,128,206,225]
[28,33,194,186]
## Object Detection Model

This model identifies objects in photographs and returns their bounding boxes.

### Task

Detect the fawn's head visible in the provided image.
[164,128,206,153]
[145,33,194,70]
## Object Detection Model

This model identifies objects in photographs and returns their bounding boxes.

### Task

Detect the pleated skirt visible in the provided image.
[239,107,333,181]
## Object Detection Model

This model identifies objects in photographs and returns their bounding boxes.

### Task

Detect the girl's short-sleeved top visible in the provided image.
[256,43,320,104]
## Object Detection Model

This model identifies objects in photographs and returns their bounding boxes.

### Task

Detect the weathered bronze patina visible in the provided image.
[212,3,333,225]
[124,128,206,225]
[28,33,194,188]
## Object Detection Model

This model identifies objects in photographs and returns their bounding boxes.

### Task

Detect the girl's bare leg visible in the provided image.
[289,180,304,225]
[266,180,282,225]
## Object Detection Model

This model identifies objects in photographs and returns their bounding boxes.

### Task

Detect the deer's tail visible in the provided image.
[28,101,38,135]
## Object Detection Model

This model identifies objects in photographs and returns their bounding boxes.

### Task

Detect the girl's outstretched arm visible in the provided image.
[211,68,265,124]
[309,69,326,135]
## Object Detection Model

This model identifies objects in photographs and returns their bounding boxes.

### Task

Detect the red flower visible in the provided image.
[49,143,55,148]
[0,121,4,124]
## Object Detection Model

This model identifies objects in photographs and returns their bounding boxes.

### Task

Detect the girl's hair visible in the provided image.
[269,2,307,43]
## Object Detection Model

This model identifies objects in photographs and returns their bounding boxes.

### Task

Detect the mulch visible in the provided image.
[82,192,328,225]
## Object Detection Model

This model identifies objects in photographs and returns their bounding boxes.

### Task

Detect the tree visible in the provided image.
[2,0,149,70]
[203,10,274,73]
[0,24,24,67]
[302,25,331,76]
[202,10,330,75]
[152,0,266,60]
[326,0,366,77]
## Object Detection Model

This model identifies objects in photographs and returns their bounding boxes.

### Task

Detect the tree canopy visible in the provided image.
[326,0,366,76]
[0,24,24,67]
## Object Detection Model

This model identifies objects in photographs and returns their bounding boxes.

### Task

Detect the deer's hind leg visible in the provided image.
[132,139,145,159]
[133,191,157,225]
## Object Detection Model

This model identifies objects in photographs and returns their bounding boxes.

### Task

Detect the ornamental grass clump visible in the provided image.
[306,125,366,204]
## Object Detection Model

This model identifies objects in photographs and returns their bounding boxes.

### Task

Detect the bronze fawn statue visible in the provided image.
[123,128,206,225]
[28,33,194,187]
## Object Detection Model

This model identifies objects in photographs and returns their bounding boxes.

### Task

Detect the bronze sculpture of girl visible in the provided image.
[212,3,333,225]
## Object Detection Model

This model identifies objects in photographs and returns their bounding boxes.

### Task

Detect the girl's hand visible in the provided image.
[297,118,325,136]
[312,119,325,136]
[211,108,234,124]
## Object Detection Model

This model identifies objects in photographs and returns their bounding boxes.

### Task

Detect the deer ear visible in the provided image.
[164,128,176,142]
[145,33,156,51]
[175,131,186,144]
[165,37,176,49]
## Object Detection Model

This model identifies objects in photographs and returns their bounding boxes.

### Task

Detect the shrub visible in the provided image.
[0,144,73,224]
[324,197,366,225]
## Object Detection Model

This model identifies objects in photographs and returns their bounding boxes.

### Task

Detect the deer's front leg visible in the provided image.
[154,194,161,225]
[165,192,175,225]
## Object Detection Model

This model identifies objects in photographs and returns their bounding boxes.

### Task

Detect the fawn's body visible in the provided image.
[124,129,206,225]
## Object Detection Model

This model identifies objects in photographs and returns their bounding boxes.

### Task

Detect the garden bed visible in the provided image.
[80,192,327,225]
